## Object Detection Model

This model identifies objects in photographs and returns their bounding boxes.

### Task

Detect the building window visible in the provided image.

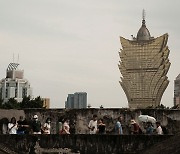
[22,88,27,97]
[15,89,17,98]
[5,89,8,98]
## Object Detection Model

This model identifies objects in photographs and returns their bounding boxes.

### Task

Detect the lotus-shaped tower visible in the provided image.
[118,11,170,108]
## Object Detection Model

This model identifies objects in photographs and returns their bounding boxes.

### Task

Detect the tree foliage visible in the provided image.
[0,96,44,109]
[21,96,43,108]
[146,104,170,109]
[4,98,20,109]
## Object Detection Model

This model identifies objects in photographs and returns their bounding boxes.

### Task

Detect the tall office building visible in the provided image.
[0,63,32,103]
[118,11,170,108]
[65,92,87,109]
[174,74,180,107]
[65,94,74,108]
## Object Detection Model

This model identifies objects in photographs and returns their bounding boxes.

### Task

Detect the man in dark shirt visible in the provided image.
[17,116,29,134]
[31,115,41,134]
[97,119,106,134]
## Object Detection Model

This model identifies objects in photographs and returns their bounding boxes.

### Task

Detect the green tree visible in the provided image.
[0,96,44,109]
[20,96,31,108]
[3,98,20,109]
[20,96,44,108]
[31,96,44,108]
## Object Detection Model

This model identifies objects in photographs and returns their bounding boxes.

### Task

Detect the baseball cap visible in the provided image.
[33,115,38,119]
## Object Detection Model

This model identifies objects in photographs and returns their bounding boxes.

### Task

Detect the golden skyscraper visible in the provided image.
[119,11,170,108]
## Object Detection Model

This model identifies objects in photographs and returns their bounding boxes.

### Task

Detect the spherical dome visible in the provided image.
[137,20,151,41]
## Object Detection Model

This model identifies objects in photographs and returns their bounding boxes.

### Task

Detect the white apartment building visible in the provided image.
[0,63,32,103]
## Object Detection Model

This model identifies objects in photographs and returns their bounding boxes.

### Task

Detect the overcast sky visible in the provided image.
[0,0,180,108]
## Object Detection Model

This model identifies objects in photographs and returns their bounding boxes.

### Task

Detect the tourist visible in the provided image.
[31,115,41,134]
[61,118,70,134]
[57,118,63,134]
[17,116,29,134]
[115,116,123,135]
[156,122,163,135]
[8,117,18,134]
[130,119,142,134]
[88,114,98,134]
[23,118,31,134]
[161,126,169,134]
[2,118,9,134]
[43,118,51,134]
[97,119,106,134]
[146,122,154,135]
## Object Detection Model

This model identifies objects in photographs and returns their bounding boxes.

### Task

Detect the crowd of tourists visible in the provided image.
[5,115,71,135]
[6,115,51,134]
[87,114,166,135]
[4,114,167,135]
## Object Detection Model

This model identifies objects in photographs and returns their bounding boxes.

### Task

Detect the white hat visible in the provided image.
[33,115,38,119]
[130,119,136,124]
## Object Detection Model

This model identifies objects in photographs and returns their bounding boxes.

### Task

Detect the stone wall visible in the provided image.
[0,109,180,153]
[0,134,173,154]
[0,108,180,134]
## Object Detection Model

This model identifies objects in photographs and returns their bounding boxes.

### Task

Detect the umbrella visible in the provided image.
[138,115,156,123]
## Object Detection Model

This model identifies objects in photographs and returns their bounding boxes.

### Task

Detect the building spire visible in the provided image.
[142,9,146,26]
[142,9,145,20]
[136,9,151,41]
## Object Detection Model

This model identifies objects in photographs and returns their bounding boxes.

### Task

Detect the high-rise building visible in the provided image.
[174,74,180,107]
[118,10,170,108]
[0,63,32,103]
[65,92,87,109]
[65,94,74,108]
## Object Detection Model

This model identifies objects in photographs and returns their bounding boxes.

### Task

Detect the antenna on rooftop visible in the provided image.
[142,9,146,20]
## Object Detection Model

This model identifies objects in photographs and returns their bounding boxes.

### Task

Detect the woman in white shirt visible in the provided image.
[88,115,98,134]
[156,122,163,135]
[62,119,70,134]
[8,117,18,134]
[43,118,51,134]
